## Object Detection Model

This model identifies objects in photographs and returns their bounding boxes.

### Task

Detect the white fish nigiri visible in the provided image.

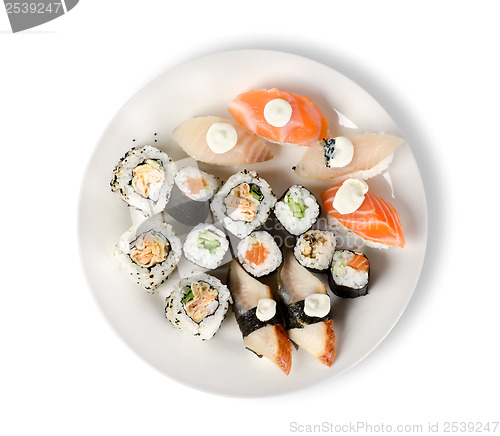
[294,134,404,182]
[228,260,292,375]
[172,116,273,166]
[277,251,336,367]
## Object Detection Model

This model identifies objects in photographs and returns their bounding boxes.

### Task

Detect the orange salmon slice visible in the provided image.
[228,88,329,146]
[347,254,369,272]
[245,242,269,265]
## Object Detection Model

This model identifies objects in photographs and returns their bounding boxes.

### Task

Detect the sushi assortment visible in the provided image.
[109,85,408,377]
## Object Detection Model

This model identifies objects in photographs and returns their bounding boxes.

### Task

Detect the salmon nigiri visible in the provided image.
[277,251,336,367]
[228,260,292,375]
[322,181,405,249]
[172,116,273,166]
[295,134,404,182]
[228,88,329,146]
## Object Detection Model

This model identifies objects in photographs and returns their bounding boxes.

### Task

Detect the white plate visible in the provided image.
[78,50,427,397]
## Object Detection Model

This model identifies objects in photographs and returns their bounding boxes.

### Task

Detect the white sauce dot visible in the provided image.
[327,136,354,168]
[264,98,292,127]
[304,294,330,318]
[256,298,277,322]
[332,178,369,215]
[206,123,238,154]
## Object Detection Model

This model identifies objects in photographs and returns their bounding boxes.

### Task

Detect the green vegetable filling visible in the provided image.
[285,193,307,218]
[197,230,221,254]
[181,286,194,304]
[249,184,263,201]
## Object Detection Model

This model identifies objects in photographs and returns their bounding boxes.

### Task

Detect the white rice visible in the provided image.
[294,230,336,270]
[183,223,229,269]
[274,185,320,235]
[111,145,177,217]
[114,214,182,293]
[237,231,282,277]
[339,154,394,183]
[210,170,276,238]
[165,273,231,340]
[331,250,369,289]
[174,166,219,201]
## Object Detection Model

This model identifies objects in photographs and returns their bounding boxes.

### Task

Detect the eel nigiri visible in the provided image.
[228,88,329,146]
[227,260,292,375]
[295,134,404,182]
[277,251,336,367]
[171,116,273,166]
[322,181,405,248]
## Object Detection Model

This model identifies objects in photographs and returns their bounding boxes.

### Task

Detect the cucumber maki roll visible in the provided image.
[294,230,336,273]
[183,223,229,270]
[114,214,182,292]
[110,145,177,217]
[328,250,370,298]
[165,273,231,340]
[236,231,282,277]
[274,185,320,235]
[210,170,276,238]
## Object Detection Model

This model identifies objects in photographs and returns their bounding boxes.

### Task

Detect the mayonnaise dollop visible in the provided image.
[332,178,369,215]
[304,294,330,318]
[264,98,292,127]
[324,137,354,168]
[256,298,277,322]
[206,123,238,154]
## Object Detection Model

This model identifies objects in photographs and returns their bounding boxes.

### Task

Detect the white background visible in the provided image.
[1,1,499,435]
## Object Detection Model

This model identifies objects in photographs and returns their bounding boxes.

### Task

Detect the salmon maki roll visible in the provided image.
[329,250,370,298]
[321,179,405,249]
[277,251,336,367]
[228,261,292,375]
[228,88,329,146]
[236,231,282,277]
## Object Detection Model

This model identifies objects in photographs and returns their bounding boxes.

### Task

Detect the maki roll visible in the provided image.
[174,166,219,202]
[236,231,282,277]
[274,185,320,235]
[294,230,336,273]
[329,250,370,298]
[277,251,336,367]
[183,223,229,270]
[227,260,292,374]
[114,214,182,292]
[210,170,276,238]
[110,145,177,217]
[165,273,231,340]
